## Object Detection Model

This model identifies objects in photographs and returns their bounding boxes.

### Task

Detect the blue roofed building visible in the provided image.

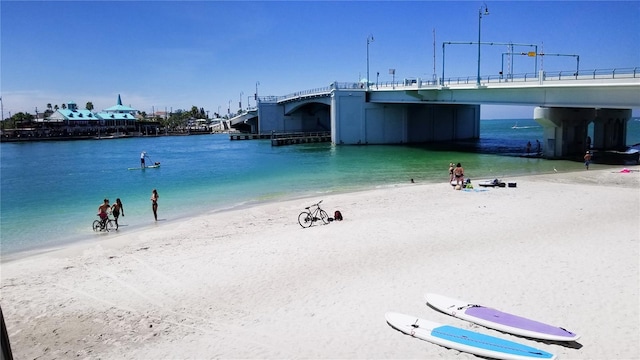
[47,101,101,136]
[95,94,138,132]
[41,95,140,137]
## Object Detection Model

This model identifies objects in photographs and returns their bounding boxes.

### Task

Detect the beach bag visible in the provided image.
[334,210,343,221]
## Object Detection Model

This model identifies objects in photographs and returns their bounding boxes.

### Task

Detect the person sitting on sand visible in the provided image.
[453,163,464,186]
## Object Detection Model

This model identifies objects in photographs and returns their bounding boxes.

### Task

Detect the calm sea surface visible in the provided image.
[2,118,639,259]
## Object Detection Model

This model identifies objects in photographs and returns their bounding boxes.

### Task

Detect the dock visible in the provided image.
[229,133,270,140]
[229,131,331,146]
[270,131,331,146]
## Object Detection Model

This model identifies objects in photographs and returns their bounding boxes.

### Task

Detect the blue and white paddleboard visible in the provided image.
[385,312,556,360]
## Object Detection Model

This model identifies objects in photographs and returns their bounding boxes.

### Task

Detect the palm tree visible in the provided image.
[54,105,59,111]
[86,101,94,111]
[47,103,52,111]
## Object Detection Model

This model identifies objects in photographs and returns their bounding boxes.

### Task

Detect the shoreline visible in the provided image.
[1,166,637,263]
[1,167,638,358]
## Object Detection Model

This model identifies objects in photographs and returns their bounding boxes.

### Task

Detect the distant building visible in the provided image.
[46,101,100,128]
[43,95,138,135]
[95,94,138,129]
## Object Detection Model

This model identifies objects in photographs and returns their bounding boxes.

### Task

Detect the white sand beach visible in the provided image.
[1,166,639,359]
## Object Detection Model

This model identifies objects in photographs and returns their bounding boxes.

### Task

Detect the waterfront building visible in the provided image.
[34,101,100,137]
[94,94,138,133]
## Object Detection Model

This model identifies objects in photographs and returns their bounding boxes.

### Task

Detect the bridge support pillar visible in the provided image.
[331,89,479,145]
[534,107,596,159]
[592,108,632,150]
[534,107,633,159]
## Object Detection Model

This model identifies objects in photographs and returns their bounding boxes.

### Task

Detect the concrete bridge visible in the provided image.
[253,67,640,159]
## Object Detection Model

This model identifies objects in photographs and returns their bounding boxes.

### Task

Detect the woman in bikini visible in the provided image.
[151,189,159,221]
[453,163,464,187]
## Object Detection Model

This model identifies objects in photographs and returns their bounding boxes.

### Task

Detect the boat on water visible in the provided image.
[511,122,539,130]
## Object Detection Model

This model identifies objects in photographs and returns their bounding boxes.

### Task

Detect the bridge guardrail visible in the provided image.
[256,67,639,103]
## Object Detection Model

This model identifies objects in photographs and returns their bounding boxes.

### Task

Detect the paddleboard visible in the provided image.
[385,312,556,360]
[425,293,579,342]
[479,179,506,187]
[127,165,161,170]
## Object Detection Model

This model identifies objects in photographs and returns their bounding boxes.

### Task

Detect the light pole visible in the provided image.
[255,81,260,102]
[366,34,374,90]
[239,91,244,112]
[228,100,231,117]
[477,3,490,86]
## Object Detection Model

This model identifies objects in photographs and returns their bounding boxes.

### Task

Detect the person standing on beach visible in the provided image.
[111,198,124,230]
[140,151,148,168]
[151,189,159,221]
[453,163,464,187]
[584,151,592,170]
[448,163,454,182]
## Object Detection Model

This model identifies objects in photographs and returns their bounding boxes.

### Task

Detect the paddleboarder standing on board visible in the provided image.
[140,151,148,168]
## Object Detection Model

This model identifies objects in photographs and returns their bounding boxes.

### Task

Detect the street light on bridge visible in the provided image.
[477,3,490,86]
[367,34,374,90]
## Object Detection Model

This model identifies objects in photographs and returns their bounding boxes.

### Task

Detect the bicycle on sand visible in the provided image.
[298,200,330,228]
[93,213,117,232]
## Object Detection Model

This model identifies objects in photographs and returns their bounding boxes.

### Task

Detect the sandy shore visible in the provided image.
[1,166,639,359]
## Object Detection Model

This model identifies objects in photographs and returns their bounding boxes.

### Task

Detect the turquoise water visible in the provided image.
[2,118,639,258]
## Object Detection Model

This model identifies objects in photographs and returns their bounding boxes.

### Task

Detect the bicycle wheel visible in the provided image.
[319,210,330,224]
[298,211,313,228]
[92,220,101,232]
[106,220,117,232]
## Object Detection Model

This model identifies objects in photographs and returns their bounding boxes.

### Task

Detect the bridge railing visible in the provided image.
[256,67,639,103]
[441,67,639,85]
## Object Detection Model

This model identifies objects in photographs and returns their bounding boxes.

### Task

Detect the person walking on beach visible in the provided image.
[453,163,464,187]
[584,151,592,170]
[151,189,159,221]
[140,151,148,168]
[526,141,532,154]
[111,198,124,230]
[97,198,110,226]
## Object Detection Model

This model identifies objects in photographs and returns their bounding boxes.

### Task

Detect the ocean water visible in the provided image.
[2,118,639,258]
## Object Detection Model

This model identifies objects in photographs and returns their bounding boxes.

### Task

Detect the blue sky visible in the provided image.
[1,1,639,119]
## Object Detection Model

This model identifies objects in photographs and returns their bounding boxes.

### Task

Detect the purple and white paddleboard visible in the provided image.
[425,293,579,342]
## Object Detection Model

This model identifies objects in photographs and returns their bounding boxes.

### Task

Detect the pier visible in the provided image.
[270,131,331,146]
[229,133,270,140]
[228,131,331,146]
